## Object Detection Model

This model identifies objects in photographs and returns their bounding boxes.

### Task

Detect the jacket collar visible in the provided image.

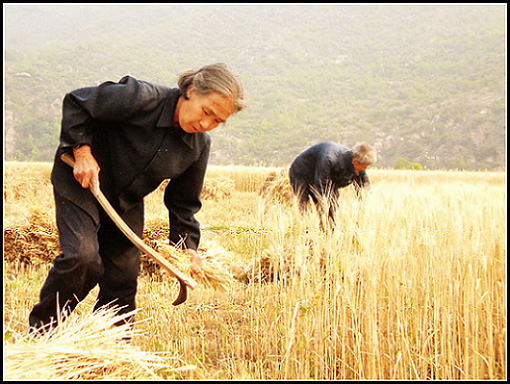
[156,88,196,149]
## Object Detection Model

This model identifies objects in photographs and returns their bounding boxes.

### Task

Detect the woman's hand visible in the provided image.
[184,249,203,275]
[73,145,100,190]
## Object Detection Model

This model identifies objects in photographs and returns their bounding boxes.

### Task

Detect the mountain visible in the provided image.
[4,4,506,170]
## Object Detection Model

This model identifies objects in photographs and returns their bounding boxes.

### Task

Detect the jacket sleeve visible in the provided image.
[59,76,161,148]
[314,155,334,195]
[354,170,370,188]
[163,141,211,251]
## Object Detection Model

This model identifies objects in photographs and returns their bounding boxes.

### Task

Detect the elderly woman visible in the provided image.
[30,63,246,332]
[289,142,376,227]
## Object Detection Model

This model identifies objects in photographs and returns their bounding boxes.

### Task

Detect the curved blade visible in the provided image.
[172,279,188,306]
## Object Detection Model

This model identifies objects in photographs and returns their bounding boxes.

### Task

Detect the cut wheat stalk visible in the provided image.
[3,305,194,380]
[153,240,237,292]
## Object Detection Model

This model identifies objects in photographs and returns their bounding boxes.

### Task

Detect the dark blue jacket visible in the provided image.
[51,76,210,250]
[289,142,370,197]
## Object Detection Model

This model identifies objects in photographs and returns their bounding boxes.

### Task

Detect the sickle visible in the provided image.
[61,153,197,306]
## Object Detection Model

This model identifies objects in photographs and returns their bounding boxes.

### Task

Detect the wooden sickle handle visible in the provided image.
[61,153,197,305]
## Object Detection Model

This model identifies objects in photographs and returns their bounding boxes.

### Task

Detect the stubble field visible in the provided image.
[3,162,507,380]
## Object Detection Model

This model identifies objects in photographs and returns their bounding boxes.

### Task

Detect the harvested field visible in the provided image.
[4,162,507,380]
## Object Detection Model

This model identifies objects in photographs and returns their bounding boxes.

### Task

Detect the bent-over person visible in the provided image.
[289,142,376,226]
[29,63,246,333]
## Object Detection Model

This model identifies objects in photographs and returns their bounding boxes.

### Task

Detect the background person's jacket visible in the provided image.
[289,142,370,196]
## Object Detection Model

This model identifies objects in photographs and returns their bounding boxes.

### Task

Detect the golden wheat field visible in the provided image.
[3,161,507,380]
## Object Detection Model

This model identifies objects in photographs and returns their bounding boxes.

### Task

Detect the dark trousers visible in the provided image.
[29,190,143,331]
[289,168,338,229]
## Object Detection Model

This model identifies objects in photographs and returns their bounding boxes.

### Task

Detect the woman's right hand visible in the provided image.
[72,145,100,190]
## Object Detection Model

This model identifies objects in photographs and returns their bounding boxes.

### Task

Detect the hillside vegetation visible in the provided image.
[4,4,506,169]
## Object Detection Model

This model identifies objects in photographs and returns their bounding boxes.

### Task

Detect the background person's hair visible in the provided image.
[352,143,377,165]
[178,63,247,114]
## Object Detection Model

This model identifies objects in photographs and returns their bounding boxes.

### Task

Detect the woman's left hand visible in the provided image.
[184,249,203,275]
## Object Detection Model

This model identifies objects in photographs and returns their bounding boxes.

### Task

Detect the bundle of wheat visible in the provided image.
[242,246,294,284]
[141,219,238,290]
[3,211,60,266]
[3,306,193,380]
[201,176,234,201]
[259,170,293,204]
[152,240,237,292]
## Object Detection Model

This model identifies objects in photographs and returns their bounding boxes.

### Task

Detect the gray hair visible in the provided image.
[178,63,247,114]
[352,143,377,165]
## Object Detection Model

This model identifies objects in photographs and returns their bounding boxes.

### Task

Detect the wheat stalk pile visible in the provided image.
[3,211,60,266]
[259,169,294,204]
[4,213,239,292]
[200,176,234,201]
[3,306,193,380]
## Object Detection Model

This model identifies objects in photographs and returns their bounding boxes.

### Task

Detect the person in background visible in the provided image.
[29,63,246,333]
[289,142,376,227]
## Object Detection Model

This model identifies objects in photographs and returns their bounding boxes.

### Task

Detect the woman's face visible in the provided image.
[175,84,234,134]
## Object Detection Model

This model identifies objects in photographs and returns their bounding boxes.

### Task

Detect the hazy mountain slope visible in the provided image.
[4,4,506,169]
